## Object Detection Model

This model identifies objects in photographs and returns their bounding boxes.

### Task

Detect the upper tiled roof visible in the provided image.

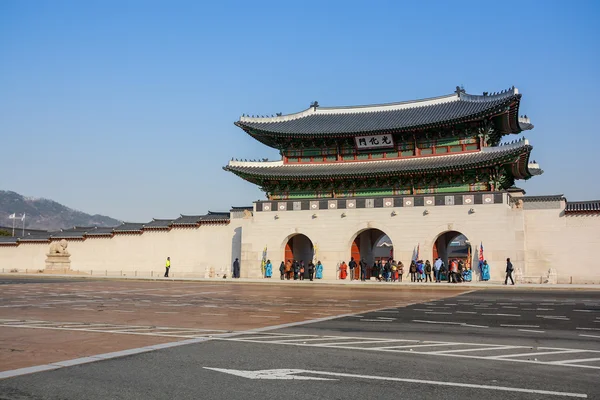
[225,139,535,179]
[0,236,19,244]
[113,222,144,233]
[172,215,204,226]
[50,230,86,239]
[236,87,526,137]
[202,211,230,222]
[85,227,115,236]
[521,195,565,202]
[565,200,600,213]
[18,233,51,242]
[143,219,173,229]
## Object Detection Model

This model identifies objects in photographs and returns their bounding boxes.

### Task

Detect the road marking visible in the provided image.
[361,319,392,322]
[425,312,452,315]
[519,329,545,333]
[501,324,540,328]
[203,367,587,398]
[491,350,588,359]
[455,311,477,314]
[576,327,600,331]
[481,313,521,317]
[579,334,600,339]
[551,357,600,365]
[428,346,520,354]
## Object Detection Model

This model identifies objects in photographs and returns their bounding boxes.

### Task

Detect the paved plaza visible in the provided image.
[0,277,599,399]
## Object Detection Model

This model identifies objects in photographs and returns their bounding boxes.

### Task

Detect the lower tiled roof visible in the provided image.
[225,140,534,179]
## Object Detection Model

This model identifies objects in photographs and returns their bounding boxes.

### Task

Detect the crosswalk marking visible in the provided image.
[218,332,600,370]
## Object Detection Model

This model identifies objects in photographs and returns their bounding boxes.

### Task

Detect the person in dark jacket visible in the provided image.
[348,257,356,281]
[505,258,515,285]
[233,258,240,278]
[360,258,368,281]
[279,261,285,280]
[308,261,315,281]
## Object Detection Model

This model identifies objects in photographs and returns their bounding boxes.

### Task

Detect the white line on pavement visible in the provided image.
[490,350,588,359]
[518,329,545,333]
[579,334,600,339]
[501,324,540,328]
[481,313,521,317]
[428,346,520,354]
[551,357,600,365]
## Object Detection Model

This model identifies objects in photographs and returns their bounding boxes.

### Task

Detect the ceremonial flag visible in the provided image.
[466,244,472,270]
[313,243,318,263]
[261,245,267,277]
[412,244,420,261]
[478,242,484,273]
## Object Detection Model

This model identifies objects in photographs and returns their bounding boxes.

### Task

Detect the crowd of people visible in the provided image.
[262,259,324,281]
[256,256,515,284]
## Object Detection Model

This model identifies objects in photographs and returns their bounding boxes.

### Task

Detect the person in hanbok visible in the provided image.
[463,264,472,282]
[315,261,323,279]
[416,261,424,282]
[265,260,273,278]
[481,260,491,281]
[339,261,348,280]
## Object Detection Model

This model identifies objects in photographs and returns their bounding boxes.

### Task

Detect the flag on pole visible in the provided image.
[260,245,267,277]
[466,244,472,270]
[412,244,420,261]
[312,243,318,264]
[8,213,16,219]
[21,213,25,221]
[478,242,484,273]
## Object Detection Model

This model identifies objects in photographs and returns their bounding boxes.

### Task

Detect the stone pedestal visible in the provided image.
[45,254,71,271]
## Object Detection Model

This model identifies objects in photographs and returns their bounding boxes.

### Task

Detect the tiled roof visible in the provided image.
[521,195,565,202]
[225,139,535,179]
[236,88,524,136]
[85,227,115,236]
[172,215,204,226]
[0,236,19,244]
[565,200,600,213]
[113,223,144,233]
[143,219,173,229]
[202,211,230,222]
[18,233,51,242]
[50,231,86,239]
[230,206,253,211]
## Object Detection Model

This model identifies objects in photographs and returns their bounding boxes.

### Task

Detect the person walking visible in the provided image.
[164,257,171,277]
[233,258,240,278]
[398,261,404,282]
[265,259,272,278]
[410,260,417,282]
[504,258,515,285]
[279,261,285,280]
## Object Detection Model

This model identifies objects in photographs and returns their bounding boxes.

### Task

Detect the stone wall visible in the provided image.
[1,195,599,283]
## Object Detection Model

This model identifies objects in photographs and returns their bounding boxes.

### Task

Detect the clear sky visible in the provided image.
[1,0,599,222]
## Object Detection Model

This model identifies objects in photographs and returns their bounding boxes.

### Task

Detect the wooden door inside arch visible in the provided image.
[285,240,293,263]
[432,241,438,261]
[351,238,360,279]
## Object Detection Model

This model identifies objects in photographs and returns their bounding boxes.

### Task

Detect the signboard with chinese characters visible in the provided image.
[354,134,395,150]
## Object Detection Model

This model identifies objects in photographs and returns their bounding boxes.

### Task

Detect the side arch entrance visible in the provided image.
[350,229,393,280]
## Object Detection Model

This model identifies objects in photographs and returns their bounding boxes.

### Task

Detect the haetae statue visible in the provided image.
[49,239,70,255]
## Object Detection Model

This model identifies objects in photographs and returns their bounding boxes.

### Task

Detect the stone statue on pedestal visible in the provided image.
[45,239,71,271]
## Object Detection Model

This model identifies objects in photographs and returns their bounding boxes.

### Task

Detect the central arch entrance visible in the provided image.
[350,229,393,280]
[284,234,314,266]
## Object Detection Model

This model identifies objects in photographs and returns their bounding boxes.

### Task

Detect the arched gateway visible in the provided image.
[283,234,314,266]
[433,231,472,269]
[350,229,393,280]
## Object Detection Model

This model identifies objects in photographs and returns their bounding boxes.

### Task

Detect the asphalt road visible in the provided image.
[1,289,599,400]
[0,276,96,285]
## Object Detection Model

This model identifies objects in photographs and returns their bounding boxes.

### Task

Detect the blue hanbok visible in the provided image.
[265,262,273,278]
[315,262,323,279]
[463,269,472,282]
[481,262,490,281]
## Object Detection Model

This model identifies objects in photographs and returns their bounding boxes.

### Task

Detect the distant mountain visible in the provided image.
[0,190,121,232]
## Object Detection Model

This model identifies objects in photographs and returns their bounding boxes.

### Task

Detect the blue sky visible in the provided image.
[1,0,599,222]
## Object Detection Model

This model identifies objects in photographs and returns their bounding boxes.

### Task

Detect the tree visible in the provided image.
[0,229,11,237]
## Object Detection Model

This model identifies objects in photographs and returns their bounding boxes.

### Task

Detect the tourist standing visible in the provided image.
[315,261,323,279]
[425,260,432,282]
[360,258,368,281]
[481,260,491,281]
[308,261,315,281]
[434,257,442,282]
[233,258,240,278]
[285,260,292,280]
[293,260,299,280]
[279,261,285,280]
[410,260,417,282]
[299,260,305,281]
[504,258,514,285]
[265,260,272,278]
[164,257,171,277]
[349,257,356,280]
[398,261,404,282]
